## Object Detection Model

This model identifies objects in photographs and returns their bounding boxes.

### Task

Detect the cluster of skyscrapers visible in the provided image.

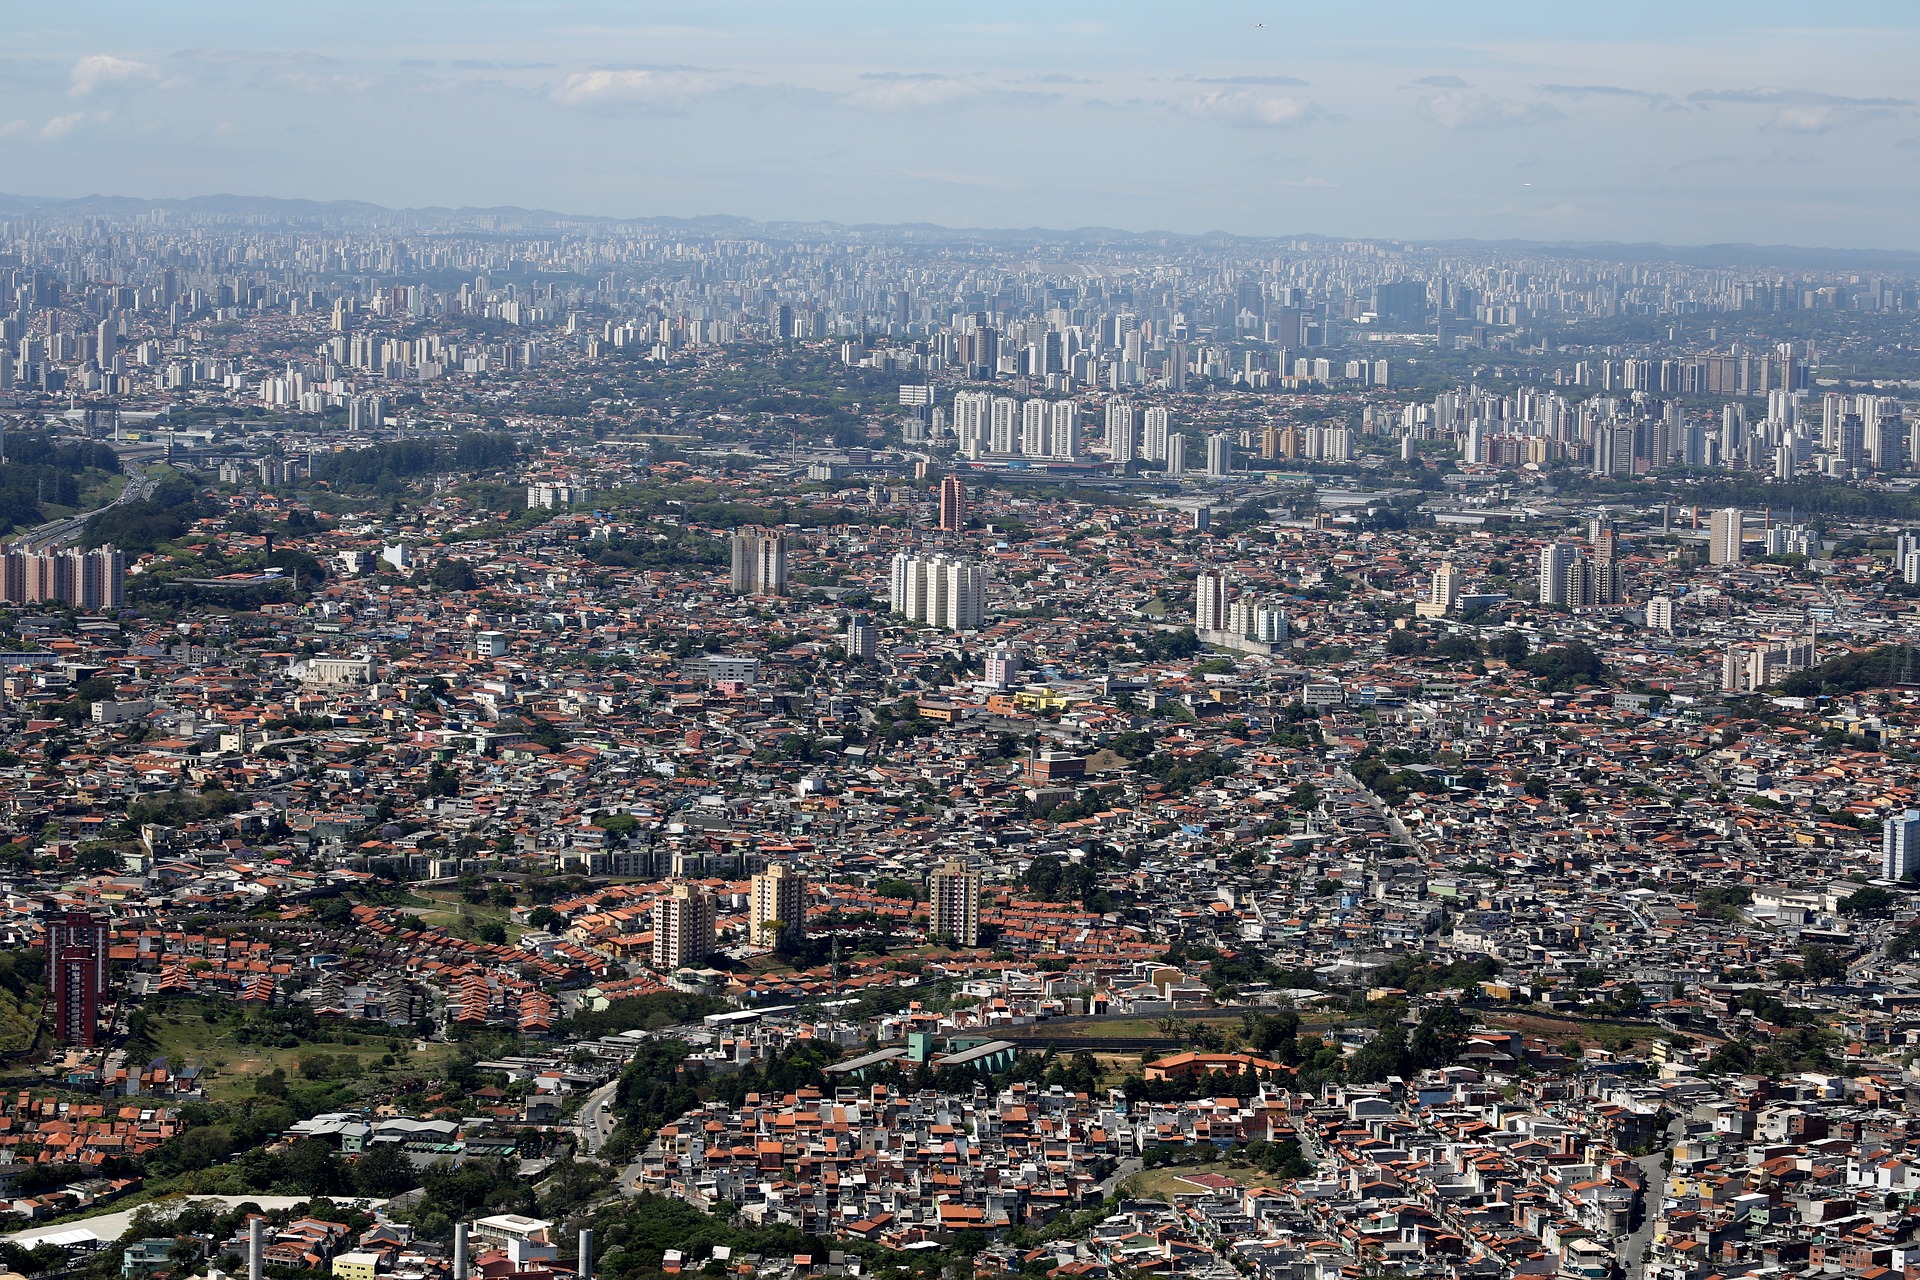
[728,527,788,596]
[1441,379,1911,484]
[648,863,811,971]
[941,392,1213,475]
[1720,635,1817,693]
[951,392,1080,461]
[1194,570,1290,644]
[4,189,1916,428]
[642,859,977,964]
[1898,533,1920,586]
[0,544,126,609]
[650,856,970,950]
[1102,399,1175,466]
[1537,522,1623,608]
[889,552,989,631]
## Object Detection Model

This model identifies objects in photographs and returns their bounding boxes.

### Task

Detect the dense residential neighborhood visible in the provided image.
[0,199,1917,1280]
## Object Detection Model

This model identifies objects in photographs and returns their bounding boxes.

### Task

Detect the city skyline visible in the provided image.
[0,96,1918,1275]
[4,0,1920,1267]
[4,1,1920,248]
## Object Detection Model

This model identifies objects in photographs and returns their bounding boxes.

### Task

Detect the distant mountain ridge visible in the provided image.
[1,190,1915,269]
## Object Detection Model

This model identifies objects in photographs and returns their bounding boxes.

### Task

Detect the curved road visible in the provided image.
[576,1077,621,1155]
[12,463,154,551]
[1336,766,1424,858]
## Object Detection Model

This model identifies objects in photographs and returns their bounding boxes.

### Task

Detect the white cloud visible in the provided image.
[1690,86,1904,136]
[0,119,27,139]
[268,70,379,94]
[69,54,177,96]
[840,76,975,111]
[40,113,86,139]
[1182,74,1310,87]
[1417,91,1562,130]
[1765,105,1842,134]
[1541,83,1675,107]
[162,48,378,94]
[1692,87,1912,108]
[551,68,716,110]
[170,48,331,69]
[1176,89,1327,129]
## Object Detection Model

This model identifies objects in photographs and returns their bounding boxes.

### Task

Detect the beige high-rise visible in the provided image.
[652,881,716,972]
[749,863,806,949]
[929,858,981,947]
[1709,508,1744,564]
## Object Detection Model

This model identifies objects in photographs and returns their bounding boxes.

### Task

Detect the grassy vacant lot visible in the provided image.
[1479,1010,1693,1052]
[1019,1015,1238,1042]
[1032,1017,1171,1040]
[146,1007,457,1102]
[1123,1162,1281,1203]
[402,890,527,943]
[20,470,126,525]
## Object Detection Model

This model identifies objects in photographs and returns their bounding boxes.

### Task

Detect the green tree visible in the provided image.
[1801,946,1847,982]
[1408,1001,1471,1071]
[1840,885,1895,917]
[352,1142,420,1196]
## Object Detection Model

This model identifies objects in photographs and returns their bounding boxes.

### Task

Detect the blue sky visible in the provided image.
[5,1,1920,247]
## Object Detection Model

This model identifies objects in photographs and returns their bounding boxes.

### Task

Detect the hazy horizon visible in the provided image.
[6,1,1920,250]
[14,189,1920,266]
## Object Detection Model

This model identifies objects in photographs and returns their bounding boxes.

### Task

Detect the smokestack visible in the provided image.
[248,1218,264,1280]
[578,1229,592,1280]
[453,1223,469,1280]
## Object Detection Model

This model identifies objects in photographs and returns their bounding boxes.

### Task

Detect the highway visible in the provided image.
[11,463,154,552]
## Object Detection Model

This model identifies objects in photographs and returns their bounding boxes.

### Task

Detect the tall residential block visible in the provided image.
[1195,569,1229,634]
[1142,406,1171,462]
[1885,809,1920,880]
[1538,542,1575,606]
[48,912,109,1047]
[1048,401,1079,460]
[1414,560,1460,618]
[1205,431,1234,477]
[651,882,716,972]
[939,475,967,532]
[890,552,988,630]
[1105,398,1138,463]
[728,527,787,596]
[1709,508,1744,565]
[929,858,981,947]
[749,863,807,950]
[845,615,877,659]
